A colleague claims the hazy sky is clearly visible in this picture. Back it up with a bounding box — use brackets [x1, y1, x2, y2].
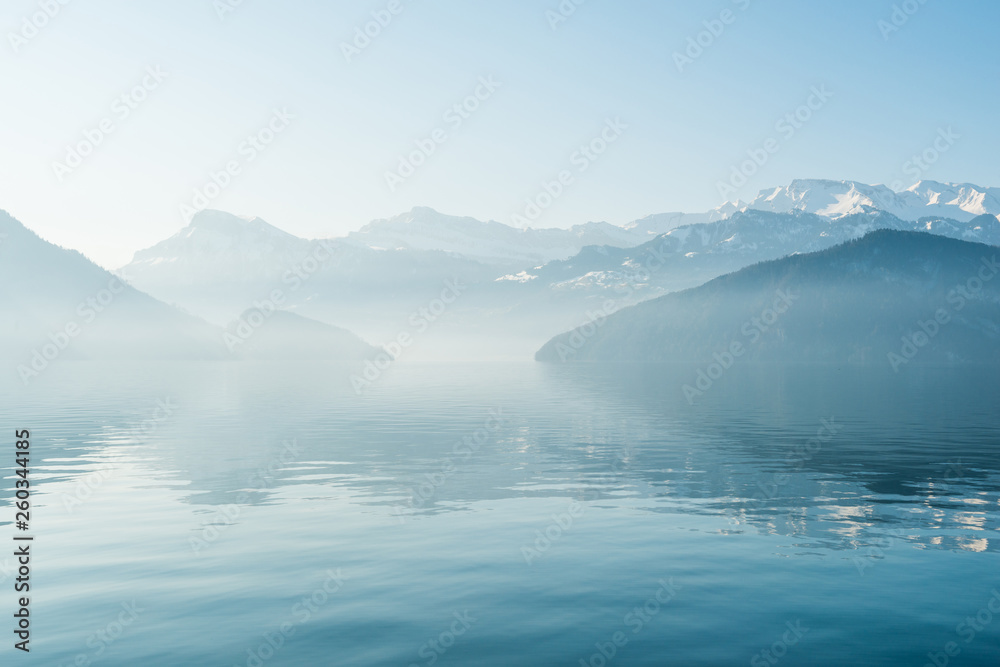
[2, 0, 998, 268]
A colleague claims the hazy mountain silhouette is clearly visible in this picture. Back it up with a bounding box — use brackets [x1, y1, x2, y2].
[537, 230, 1000, 367]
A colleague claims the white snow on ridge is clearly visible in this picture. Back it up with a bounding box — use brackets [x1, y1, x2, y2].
[733, 179, 1000, 223]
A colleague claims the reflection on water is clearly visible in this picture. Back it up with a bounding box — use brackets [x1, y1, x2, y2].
[1, 362, 998, 665]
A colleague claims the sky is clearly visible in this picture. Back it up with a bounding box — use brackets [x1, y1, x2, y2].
[2, 0, 999, 268]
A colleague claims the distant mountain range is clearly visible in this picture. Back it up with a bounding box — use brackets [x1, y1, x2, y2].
[5, 178, 1000, 367]
[114, 180, 1000, 358]
[0, 210, 381, 375]
[536, 230, 1000, 369]
[734, 179, 1000, 222]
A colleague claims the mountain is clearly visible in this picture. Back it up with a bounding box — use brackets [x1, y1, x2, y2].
[346, 206, 648, 267]
[515, 208, 1000, 302]
[126, 209, 313, 284]
[738, 179, 1000, 222]
[225, 310, 381, 361]
[0, 210, 227, 369]
[119, 210, 498, 336]
[536, 230, 1000, 367]
[347, 182, 1000, 267]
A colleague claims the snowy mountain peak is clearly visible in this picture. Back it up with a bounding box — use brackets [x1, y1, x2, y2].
[727, 179, 1000, 223]
[125, 210, 310, 272]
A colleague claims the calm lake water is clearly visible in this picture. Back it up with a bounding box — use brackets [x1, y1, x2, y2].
[1, 361, 999, 666]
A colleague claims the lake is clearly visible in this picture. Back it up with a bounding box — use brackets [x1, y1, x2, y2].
[2, 361, 998, 666]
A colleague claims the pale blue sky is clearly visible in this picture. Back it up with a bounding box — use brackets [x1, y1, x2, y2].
[2, 0, 998, 267]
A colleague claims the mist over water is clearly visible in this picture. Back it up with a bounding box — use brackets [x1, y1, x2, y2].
[2, 361, 998, 665]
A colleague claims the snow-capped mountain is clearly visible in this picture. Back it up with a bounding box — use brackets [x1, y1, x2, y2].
[345, 206, 653, 267]
[125, 210, 315, 285]
[518, 207, 1000, 307]
[537, 230, 1000, 365]
[736, 179, 1000, 222]
[340, 182, 999, 267]
[118, 209, 500, 336]
[113, 180, 1000, 359]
